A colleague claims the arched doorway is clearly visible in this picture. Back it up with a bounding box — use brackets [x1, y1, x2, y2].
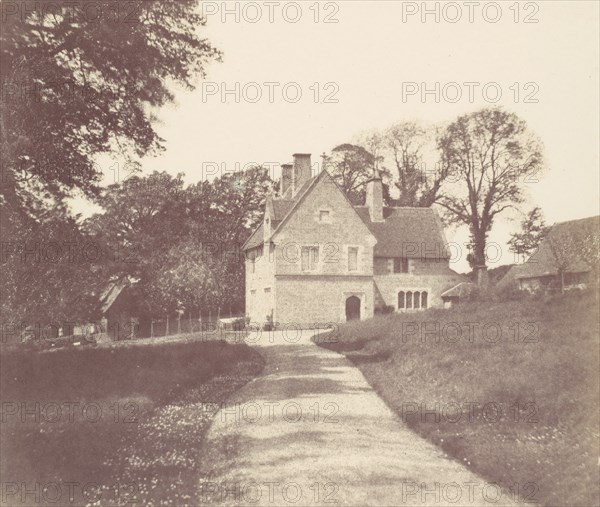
[345, 296, 361, 321]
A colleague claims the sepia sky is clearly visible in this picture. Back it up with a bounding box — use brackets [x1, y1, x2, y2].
[79, 1, 599, 272]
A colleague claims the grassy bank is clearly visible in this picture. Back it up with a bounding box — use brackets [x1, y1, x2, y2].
[1, 340, 265, 506]
[316, 291, 599, 507]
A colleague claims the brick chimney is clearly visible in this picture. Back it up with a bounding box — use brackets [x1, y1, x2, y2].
[281, 163, 293, 197]
[366, 169, 384, 222]
[293, 153, 312, 195]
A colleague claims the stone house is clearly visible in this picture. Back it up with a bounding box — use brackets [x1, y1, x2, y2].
[242, 153, 465, 327]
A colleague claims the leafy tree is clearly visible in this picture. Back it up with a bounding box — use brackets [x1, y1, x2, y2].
[1, 0, 220, 324]
[85, 171, 187, 279]
[324, 144, 391, 205]
[144, 240, 217, 317]
[0, 199, 101, 325]
[188, 166, 274, 312]
[1, 0, 220, 205]
[86, 167, 274, 319]
[508, 206, 550, 260]
[437, 108, 544, 282]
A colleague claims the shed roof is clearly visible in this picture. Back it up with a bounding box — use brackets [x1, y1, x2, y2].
[441, 282, 476, 299]
[515, 216, 599, 279]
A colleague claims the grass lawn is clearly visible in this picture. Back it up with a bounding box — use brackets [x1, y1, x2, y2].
[316, 290, 599, 507]
[1, 339, 264, 506]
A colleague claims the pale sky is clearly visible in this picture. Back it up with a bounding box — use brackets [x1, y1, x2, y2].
[75, 1, 600, 272]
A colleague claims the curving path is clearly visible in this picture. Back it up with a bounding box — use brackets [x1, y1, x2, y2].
[198, 330, 518, 506]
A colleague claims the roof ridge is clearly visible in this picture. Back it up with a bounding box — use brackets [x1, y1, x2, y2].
[551, 215, 599, 226]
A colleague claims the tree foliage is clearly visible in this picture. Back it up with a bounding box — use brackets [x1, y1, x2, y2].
[87, 167, 274, 317]
[508, 206, 550, 259]
[437, 108, 544, 271]
[0, 1, 220, 324]
[1, 0, 220, 204]
[324, 144, 391, 205]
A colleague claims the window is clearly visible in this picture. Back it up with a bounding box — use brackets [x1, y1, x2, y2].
[348, 247, 358, 272]
[406, 291, 413, 309]
[250, 257, 256, 273]
[319, 210, 330, 222]
[398, 290, 428, 311]
[264, 287, 271, 294]
[398, 291, 405, 309]
[301, 246, 319, 271]
[414, 291, 421, 309]
[250, 290, 256, 296]
[394, 257, 409, 273]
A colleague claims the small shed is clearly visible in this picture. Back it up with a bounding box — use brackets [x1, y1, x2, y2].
[441, 282, 477, 308]
[100, 280, 147, 340]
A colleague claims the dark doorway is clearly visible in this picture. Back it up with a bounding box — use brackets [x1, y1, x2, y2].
[345, 296, 361, 321]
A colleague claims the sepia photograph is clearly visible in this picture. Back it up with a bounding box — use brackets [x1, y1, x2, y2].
[1, 1, 599, 506]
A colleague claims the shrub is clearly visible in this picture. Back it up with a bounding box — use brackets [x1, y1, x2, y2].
[374, 305, 395, 315]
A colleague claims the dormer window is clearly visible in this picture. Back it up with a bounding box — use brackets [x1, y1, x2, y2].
[319, 210, 330, 222]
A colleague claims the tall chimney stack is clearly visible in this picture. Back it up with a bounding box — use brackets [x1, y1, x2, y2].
[281, 163, 293, 197]
[292, 153, 312, 195]
[366, 169, 384, 222]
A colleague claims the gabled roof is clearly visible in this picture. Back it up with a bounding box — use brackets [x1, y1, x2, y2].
[244, 171, 373, 250]
[515, 216, 599, 279]
[270, 170, 374, 244]
[243, 223, 264, 251]
[243, 170, 452, 259]
[354, 206, 450, 259]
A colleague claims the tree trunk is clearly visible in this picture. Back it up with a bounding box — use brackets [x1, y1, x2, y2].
[560, 271, 565, 295]
[472, 231, 489, 288]
[150, 320, 154, 338]
[166, 315, 170, 336]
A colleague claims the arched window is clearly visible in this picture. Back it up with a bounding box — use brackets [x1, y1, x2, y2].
[414, 291, 421, 309]
[406, 291, 413, 309]
[398, 291, 405, 309]
[421, 291, 428, 309]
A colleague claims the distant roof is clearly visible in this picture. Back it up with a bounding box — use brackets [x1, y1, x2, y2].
[495, 264, 522, 289]
[515, 216, 599, 279]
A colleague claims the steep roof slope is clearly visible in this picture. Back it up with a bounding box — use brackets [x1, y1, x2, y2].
[354, 206, 450, 259]
[100, 279, 129, 314]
